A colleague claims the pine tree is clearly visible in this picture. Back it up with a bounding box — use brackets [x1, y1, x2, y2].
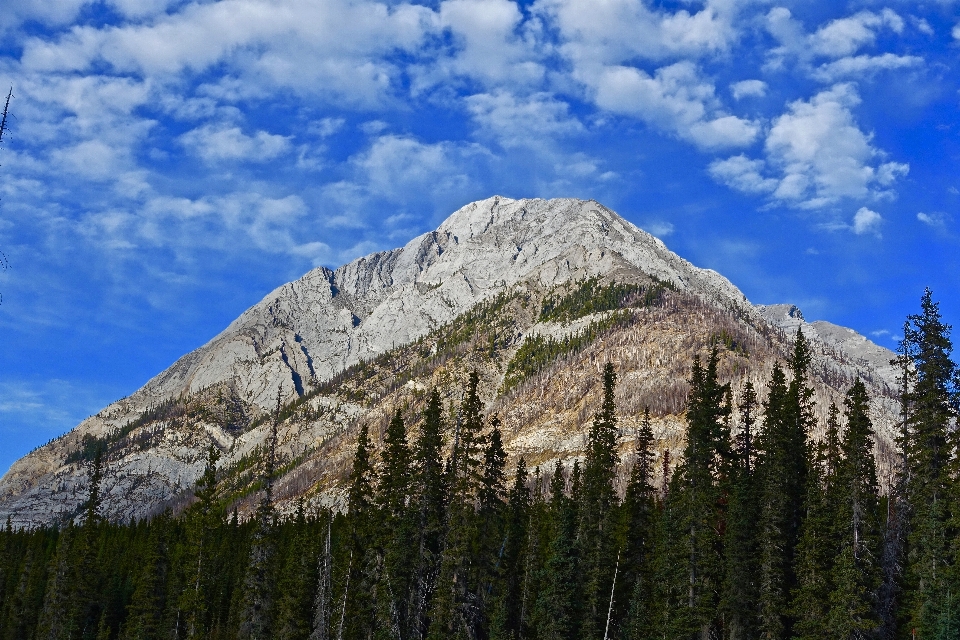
[532, 461, 581, 640]
[273, 506, 319, 640]
[723, 382, 761, 640]
[177, 445, 222, 639]
[341, 422, 377, 640]
[792, 403, 842, 639]
[577, 362, 622, 640]
[621, 408, 658, 640]
[121, 513, 172, 640]
[428, 371, 490, 640]
[374, 409, 415, 638]
[407, 390, 447, 640]
[238, 398, 281, 640]
[36, 447, 106, 640]
[900, 289, 958, 636]
[666, 349, 731, 638]
[756, 330, 812, 640]
[827, 379, 883, 639]
[489, 457, 530, 640]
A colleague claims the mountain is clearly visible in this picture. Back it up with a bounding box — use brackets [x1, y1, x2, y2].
[0, 197, 900, 526]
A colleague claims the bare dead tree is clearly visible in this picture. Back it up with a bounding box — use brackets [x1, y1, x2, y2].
[0, 87, 12, 303]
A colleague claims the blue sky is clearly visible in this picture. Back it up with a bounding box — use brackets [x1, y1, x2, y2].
[1, 0, 959, 473]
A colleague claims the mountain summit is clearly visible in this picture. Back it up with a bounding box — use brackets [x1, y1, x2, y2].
[0, 197, 898, 525]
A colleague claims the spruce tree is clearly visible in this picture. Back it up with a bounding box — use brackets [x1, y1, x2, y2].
[532, 461, 581, 640]
[407, 390, 447, 640]
[899, 289, 958, 636]
[621, 408, 658, 640]
[428, 371, 490, 640]
[666, 349, 731, 638]
[341, 422, 377, 640]
[577, 362, 622, 640]
[238, 402, 281, 640]
[756, 330, 812, 640]
[36, 447, 106, 640]
[828, 379, 883, 639]
[374, 409, 415, 637]
[723, 382, 761, 640]
[792, 403, 842, 640]
[177, 445, 222, 639]
[489, 457, 530, 640]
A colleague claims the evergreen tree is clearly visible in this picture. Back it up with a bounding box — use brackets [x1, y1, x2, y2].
[621, 408, 658, 640]
[827, 380, 883, 639]
[428, 371, 490, 640]
[792, 403, 842, 640]
[375, 409, 415, 637]
[176, 445, 223, 639]
[756, 330, 812, 640]
[36, 447, 106, 640]
[666, 349, 731, 638]
[310, 512, 334, 640]
[341, 422, 377, 640]
[238, 403, 281, 640]
[723, 381, 761, 640]
[121, 513, 171, 640]
[276, 506, 320, 640]
[901, 289, 958, 636]
[489, 457, 530, 640]
[407, 390, 447, 640]
[577, 363, 622, 640]
[532, 461, 581, 640]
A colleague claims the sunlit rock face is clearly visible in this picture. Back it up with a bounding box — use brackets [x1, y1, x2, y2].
[0, 197, 898, 526]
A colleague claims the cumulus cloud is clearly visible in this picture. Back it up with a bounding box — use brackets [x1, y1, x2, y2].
[852, 207, 882, 235]
[21, 0, 439, 106]
[766, 8, 919, 82]
[592, 62, 759, 149]
[539, 0, 739, 65]
[954, 23, 960, 41]
[179, 124, 292, 163]
[423, 0, 544, 89]
[710, 84, 909, 208]
[730, 79, 767, 100]
[465, 91, 584, 147]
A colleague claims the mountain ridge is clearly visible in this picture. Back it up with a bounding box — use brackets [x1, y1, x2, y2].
[0, 196, 899, 526]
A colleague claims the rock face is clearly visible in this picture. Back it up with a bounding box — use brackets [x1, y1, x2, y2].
[0, 197, 900, 526]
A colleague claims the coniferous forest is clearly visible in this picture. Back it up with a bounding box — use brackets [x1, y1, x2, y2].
[1, 289, 958, 640]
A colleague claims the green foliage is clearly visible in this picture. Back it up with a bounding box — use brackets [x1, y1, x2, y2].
[538, 277, 669, 324]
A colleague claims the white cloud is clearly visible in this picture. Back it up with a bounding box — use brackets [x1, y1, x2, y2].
[812, 53, 922, 82]
[730, 79, 767, 100]
[809, 10, 903, 58]
[21, 0, 440, 106]
[917, 212, 948, 230]
[644, 221, 674, 237]
[953, 22, 960, 41]
[428, 0, 544, 89]
[708, 155, 778, 193]
[539, 0, 739, 65]
[465, 91, 584, 147]
[308, 117, 345, 138]
[852, 207, 882, 235]
[766, 8, 916, 81]
[711, 84, 909, 208]
[179, 124, 292, 163]
[592, 62, 759, 149]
